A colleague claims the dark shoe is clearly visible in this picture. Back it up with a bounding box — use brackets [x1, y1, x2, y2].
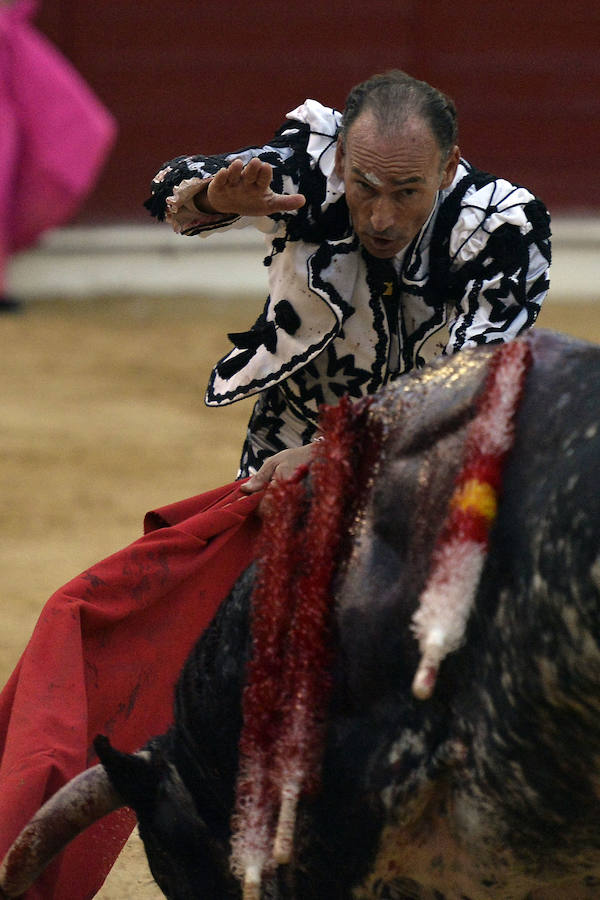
[0, 296, 24, 314]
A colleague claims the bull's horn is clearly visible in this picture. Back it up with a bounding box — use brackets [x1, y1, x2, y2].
[0, 760, 129, 898]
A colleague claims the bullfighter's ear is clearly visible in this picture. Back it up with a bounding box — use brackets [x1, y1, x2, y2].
[93, 734, 160, 811]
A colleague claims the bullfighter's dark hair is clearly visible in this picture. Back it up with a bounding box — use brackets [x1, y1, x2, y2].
[341, 69, 459, 159]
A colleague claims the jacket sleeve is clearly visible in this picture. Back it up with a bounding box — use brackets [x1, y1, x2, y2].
[444, 178, 552, 351]
[143, 130, 309, 238]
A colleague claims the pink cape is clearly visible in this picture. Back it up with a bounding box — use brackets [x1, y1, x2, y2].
[0, 481, 263, 899]
[0, 0, 117, 287]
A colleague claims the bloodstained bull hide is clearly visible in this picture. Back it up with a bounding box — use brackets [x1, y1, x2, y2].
[1, 328, 600, 900]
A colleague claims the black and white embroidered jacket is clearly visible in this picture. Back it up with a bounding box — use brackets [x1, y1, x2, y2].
[146, 100, 551, 476]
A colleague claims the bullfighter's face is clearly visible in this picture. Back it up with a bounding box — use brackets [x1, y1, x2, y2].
[335, 109, 459, 259]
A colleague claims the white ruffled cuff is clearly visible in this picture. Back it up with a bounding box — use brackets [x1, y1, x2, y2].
[165, 176, 230, 235]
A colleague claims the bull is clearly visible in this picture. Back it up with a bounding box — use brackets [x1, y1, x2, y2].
[1, 327, 599, 900]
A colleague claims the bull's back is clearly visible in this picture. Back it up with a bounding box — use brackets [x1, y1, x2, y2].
[326, 330, 600, 899]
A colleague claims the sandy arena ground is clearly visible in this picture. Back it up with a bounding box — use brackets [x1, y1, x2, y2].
[1, 294, 599, 897]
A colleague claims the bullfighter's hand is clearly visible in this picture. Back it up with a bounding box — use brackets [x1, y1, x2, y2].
[196, 158, 305, 217]
[240, 444, 314, 513]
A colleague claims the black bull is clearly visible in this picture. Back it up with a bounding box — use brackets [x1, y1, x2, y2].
[1, 328, 600, 900]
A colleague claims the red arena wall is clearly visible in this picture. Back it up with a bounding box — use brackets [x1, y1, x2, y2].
[35, 0, 600, 222]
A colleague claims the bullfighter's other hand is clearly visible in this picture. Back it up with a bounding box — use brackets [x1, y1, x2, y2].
[196, 158, 306, 217]
[240, 444, 314, 496]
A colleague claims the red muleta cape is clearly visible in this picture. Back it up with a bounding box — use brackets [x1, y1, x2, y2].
[0, 481, 263, 899]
